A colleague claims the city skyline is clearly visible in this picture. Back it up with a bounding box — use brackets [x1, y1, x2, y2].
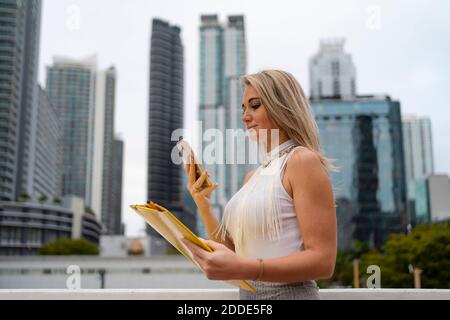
[38, 0, 450, 236]
[0, 0, 106, 255]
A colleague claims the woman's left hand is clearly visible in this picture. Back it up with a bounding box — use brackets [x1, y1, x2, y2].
[181, 238, 247, 280]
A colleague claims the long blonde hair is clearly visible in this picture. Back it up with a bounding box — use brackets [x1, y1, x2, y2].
[241, 69, 334, 171]
[217, 70, 334, 251]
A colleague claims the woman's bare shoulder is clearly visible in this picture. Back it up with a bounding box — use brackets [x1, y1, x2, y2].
[286, 147, 326, 183]
[290, 147, 321, 165]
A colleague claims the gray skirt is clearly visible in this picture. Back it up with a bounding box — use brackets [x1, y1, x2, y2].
[239, 280, 320, 300]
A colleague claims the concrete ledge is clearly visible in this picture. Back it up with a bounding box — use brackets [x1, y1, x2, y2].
[319, 289, 450, 300]
[0, 289, 449, 300]
[0, 289, 238, 300]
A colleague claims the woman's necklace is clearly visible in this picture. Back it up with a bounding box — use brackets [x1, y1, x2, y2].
[262, 140, 298, 168]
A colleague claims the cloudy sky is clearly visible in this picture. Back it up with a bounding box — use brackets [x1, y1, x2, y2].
[39, 0, 450, 236]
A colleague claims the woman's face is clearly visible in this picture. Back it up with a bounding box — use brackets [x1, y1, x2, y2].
[241, 85, 280, 143]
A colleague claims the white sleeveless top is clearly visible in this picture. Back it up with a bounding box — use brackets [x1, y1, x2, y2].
[222, 145, 304, 260]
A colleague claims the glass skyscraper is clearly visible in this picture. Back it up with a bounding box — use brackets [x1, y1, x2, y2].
[99, 67, 117, 234]
[46, 56, 96, 204]
[311, 96, 407, 250]
[110, 138, 124, 235]
[147, 19, 195, 253]
[32, 86, 62, 198]
[414, 179, 430, 224]
[199, 14, 247, 236]
[309, 38, 407, 250]
[402, 114, 434, 225]
[0, 0, 42, 201]
[46, 56, 120, 229]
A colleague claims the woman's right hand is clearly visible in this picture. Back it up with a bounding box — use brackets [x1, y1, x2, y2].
[185, 162, 219, 211]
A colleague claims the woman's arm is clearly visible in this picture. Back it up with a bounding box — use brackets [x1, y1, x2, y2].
[189, 172, 234, 250]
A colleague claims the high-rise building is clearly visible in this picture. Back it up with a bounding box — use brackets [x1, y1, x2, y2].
[30, 86, 62, 198]
[110, 138, 124, 235]
[0, 2, 104, 255]
[309, 38, 356, 100]
[415, 174, 450, 224]
[99, 66, 117, 234]
[310, 39, 406, 250]
[147, 19, 194, 253]
[402, 114, 434, 225]
[311, 95, 407, 250]
[46, 56, 96, 206]
[414, 178, 430, 224]
[427, 175, 450, 223]
[46, 56, 118, 227]
[199, 14, 247, 236]
[0, 0, 42, 201]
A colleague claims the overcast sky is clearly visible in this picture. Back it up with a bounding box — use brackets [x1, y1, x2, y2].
[39, 0, 450, 236]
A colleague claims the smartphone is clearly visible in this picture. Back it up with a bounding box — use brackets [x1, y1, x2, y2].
[176, 138, 213, 190]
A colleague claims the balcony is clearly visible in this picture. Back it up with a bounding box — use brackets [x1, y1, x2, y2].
[0, 288, 449, 300]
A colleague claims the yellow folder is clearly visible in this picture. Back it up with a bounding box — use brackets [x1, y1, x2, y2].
[130, 201, 256, 293]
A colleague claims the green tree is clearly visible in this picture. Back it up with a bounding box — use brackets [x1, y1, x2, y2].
[349, 239, 371, 260]
[39, 238, 99, 255]
[38, 195, 48, 203]
[330, 222, 450, 288]
[358, 222, 450, 288]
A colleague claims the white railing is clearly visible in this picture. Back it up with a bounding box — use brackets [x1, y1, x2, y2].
[0, 289, 449, 300]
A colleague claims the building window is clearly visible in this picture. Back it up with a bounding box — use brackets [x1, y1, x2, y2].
[331, 61, 340, 76]
[333, 80, 340, 97]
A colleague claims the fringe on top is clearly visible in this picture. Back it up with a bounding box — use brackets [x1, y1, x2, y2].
[218, 141, 299, 256]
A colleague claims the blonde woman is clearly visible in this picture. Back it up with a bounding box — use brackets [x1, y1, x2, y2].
[182, 70, 337, 300]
